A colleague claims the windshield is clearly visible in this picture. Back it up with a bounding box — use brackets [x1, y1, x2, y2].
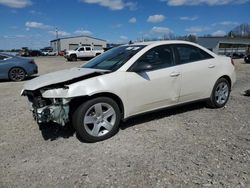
[81, 45, 145, 71]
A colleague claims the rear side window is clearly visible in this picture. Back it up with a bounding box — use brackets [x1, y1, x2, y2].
[85, 47, 91, 51]
[175, 44, 213, 64]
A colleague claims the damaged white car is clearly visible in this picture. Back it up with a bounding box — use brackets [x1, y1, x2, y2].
[21, 41, 236, 142]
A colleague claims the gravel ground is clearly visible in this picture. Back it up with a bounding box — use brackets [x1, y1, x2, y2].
[0, 56, 249, 188]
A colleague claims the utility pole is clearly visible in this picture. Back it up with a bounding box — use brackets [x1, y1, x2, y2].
[56, 27, 59, 54]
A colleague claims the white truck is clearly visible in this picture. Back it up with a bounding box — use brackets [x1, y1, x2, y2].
[64, 46, 104, 61]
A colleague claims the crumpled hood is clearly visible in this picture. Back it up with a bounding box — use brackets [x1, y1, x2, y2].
[22, 67, 109, 91]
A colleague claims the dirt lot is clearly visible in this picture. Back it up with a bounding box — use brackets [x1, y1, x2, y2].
[0, 56, 249, 188]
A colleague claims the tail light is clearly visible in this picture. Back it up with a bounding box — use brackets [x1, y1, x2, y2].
[230, 58, 235, 66]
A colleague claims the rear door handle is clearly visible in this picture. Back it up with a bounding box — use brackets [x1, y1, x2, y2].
[170, 72, 180, 77]
[208, 64, 215, 68]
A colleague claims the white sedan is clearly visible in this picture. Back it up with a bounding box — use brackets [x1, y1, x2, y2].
[21, 41, 236, 142]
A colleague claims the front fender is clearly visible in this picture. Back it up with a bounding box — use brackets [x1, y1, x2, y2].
[41, 71, 129, 117]
[41, 72, 126, 99]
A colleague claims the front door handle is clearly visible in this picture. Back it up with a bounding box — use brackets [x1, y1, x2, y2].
[208, 64, 215, 68]
[170, 72, 180, 77]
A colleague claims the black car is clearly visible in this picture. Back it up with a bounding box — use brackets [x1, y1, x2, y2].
[244, 55, 250, 63]
[29, 50, 42, 57]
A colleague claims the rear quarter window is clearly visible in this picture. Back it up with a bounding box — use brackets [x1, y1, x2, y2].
[175, 44, 213, 64]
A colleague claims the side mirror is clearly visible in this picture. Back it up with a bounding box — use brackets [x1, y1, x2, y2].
[132, 62, 153, 72]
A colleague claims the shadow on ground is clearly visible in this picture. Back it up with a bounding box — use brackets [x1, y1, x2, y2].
[39, 122, 75, 141]
[120, 101, 206, 130]
[38, 101, 206, 142]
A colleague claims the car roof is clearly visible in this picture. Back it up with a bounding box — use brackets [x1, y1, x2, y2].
[130, 40, 198, 46]
[122, 40, 216, 57]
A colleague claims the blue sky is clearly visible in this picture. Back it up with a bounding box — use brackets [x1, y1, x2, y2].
[0, 0, 250, 49]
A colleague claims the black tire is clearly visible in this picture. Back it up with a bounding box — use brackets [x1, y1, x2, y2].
[8, 67, 26, 81]
[207, 78, 230, 108]
[72, 97, 121, 142]
[70, 54, 77, 61]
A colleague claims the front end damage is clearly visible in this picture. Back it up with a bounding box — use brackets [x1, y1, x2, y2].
[21, 68, 111, 126]
[22, 90, 70, 126]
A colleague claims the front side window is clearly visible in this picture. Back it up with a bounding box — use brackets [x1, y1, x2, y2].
[133, 45, 174, 71]
[81, 45, 145, 71]
[175, 44, 213, 64]
[79, 48, 85, 51]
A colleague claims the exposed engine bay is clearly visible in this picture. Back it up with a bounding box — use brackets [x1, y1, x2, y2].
[23, 90, 70, 125]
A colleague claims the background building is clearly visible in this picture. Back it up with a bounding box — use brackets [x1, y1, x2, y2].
[50, 35, 107, 52]
[197, 37, 250, 55]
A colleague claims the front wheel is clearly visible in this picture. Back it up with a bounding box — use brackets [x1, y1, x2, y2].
[207, 78, 230, 108]
[72, 97, 121, 142]
[70, 54, 77, 61]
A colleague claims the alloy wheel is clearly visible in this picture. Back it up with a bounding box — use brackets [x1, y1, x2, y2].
[83, 103, 116, 137]
[215, 82, 229, 105]
[9, 68, 26, 81]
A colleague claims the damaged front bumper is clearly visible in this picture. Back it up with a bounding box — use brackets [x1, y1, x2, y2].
[31, 98, 70, 125]
[22, 88, 71, 126]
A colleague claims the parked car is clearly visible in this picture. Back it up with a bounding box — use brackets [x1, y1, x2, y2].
[47, 51, 57, 56]
[21, 41, 236, 142]
[244, 55, 250, 63]
[19, 47, 30, 57]
[41, 47, 53, 55]
[58, 50, 66, 56]
[64, 46, 104, 61]
[41, 50, 57, 56]
[231, 53, 244, 59]
[29, 50, 42, 57]
[0, 53, 38, 81]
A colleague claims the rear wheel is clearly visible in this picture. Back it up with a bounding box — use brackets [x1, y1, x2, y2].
[9, 67, 26, 81]
[72, 97, 121, 142]
[207, 78, 230, 108]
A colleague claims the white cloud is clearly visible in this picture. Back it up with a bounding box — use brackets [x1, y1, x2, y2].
[212, 30, 226, 36]
[180, 16, 198, 21]
[81, 0, 137, 10]
[120, 35, 128, 40]
[151, 26, 171, 34]
[129, 17, 136, 23]
[220, 21, 238, 26]
[125, 2, 137, 10]
[162, 0, 250, 6]
[74, 29, 93, 36]
[147, 14, 165, 23]
[3, 35, 26, 39]
[25, 21, 52, 29]
[0, 0, 32, 8]
[211, 21, 239, 27]
[185, 26, 209, 33]
[49, 30, 70, 37]
[29, 10, 43, 15]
